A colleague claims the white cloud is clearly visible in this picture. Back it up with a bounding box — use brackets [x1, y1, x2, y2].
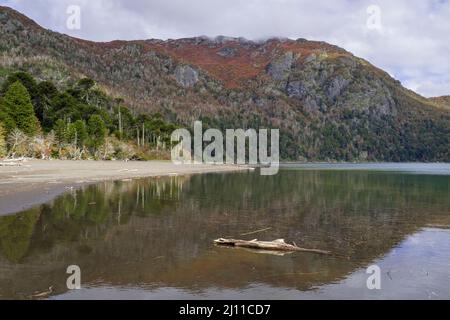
[1, 0, 449, 97]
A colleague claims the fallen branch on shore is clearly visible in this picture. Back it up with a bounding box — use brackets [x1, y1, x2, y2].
[214, 238, 331, 255]
[0, 157, 27, 166]
[0, 162, 23, 167]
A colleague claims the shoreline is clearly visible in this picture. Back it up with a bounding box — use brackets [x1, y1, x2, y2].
[0, 160, 251, 216]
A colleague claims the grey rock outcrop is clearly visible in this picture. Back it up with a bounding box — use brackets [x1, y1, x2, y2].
[267, 51, 294, 81]
[217, 47, 237, 58]
[175, 65, 199, 87]
[327, 76, 351, 101]
[286, 80, 308, 99]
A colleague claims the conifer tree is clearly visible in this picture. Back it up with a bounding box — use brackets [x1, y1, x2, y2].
[88, 115, 106, 150]
[72, 120, 88, 148]
[54, 119, 67, 145]
[1, 72, 37, 98]
[0, 97, 15, 134]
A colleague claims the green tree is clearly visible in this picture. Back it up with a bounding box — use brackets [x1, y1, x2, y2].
[35, 81, 58, 126]
[1, 72, 37, 99]
[72, 120, 88, 148]
[66, 120, 88, 147]
[0, 97, 16, 134]
[48, 92, 81, 125]
[2, 81, 41, 136]
[88, 115, 106, 150]
[66, 122, 77, 144]
[113, 105, 135, 140]
[0, 122, 6, 158]
[54, 119, 67, 145]
[73, 78, 97, 105]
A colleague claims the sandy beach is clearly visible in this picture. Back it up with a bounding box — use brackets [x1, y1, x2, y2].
[0, 160, 249, 216]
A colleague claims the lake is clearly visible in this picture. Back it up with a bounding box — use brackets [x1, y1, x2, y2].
[0, 163, 449, 300]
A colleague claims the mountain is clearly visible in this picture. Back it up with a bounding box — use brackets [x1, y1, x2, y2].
[429, 96, 450, 110]
[1, 6, 449, 161]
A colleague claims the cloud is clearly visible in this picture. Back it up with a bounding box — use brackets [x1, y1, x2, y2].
[1, 0, 450, 97]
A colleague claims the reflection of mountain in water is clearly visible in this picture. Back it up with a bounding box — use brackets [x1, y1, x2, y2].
[0, 170, 449, 299]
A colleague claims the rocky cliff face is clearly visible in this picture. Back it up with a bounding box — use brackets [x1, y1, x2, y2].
[0, 6, 449, 161]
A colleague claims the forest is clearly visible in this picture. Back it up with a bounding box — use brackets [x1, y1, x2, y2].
[0, 71, 178, 160]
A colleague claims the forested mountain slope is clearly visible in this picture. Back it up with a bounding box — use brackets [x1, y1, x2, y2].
[1, 6, 449, 161]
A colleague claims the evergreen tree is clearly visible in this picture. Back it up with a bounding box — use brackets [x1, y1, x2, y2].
[47, 92, 81, 126]
[88, 115, 106, 150]
[1, 72, 37, 98]
[66, 122, 77, 145]
[114, 105, 135, 140]
[35, 81, 58, 125]
[0, 122, 6, 158]
[2, 81, 41, 136]
[72, 120, 88, 148]
[0, 97, 16, 134]
[66, 120, 88, 147]
[54, 119, 67, 145]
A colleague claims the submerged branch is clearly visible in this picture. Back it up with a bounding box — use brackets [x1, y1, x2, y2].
[240, 227, 272, 236]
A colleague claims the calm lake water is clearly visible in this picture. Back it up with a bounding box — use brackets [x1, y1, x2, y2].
[0, 163, 449, 300]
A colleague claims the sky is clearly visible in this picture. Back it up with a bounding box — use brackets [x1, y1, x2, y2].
[1, 0, 450, 97]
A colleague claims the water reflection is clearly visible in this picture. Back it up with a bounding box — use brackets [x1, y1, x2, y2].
[0, 168, 449, 299]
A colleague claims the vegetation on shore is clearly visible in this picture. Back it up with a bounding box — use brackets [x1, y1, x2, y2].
[0, 71, 178, 160]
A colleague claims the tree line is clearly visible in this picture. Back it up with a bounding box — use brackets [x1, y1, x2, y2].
[0, 71, 178, 160]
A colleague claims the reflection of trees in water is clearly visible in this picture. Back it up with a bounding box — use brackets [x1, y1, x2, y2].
[0, 171, 448, 299]
[0, 208, 41, 263]
[184, 171, 449, 258]
[0, 176, 186, 263]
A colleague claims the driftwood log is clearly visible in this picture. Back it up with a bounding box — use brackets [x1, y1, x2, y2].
[0, 162, 23, 167]
[214, 238, 331, 255]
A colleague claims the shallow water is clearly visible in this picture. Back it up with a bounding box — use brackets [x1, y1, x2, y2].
[0, 164, 449, 299]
